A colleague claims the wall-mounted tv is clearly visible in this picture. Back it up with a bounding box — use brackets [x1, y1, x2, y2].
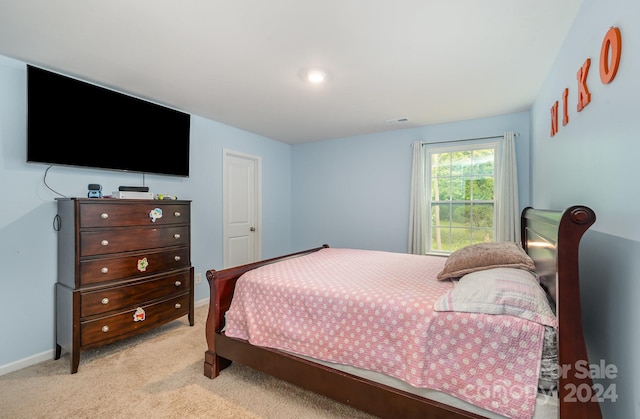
[27, 65, 191, 177]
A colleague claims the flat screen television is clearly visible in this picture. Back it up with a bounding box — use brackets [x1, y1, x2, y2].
[27, 65, 191, 177]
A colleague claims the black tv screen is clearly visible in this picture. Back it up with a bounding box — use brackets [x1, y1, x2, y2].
[27, 65, 191, 177]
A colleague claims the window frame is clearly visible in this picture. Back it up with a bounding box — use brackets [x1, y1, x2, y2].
[425, 140, 501, 255]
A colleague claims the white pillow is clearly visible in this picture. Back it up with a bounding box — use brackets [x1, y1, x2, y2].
[434, 267, 556, 327]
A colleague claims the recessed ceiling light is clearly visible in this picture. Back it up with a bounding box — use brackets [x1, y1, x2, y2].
[300, 68, 330, 84]
[306, 70, 326, 83]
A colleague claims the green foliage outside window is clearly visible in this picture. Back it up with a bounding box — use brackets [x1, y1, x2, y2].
[429, 147, 496, 253]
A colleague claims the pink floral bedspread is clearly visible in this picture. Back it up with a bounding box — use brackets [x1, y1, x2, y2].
[225, 248, 546, 419]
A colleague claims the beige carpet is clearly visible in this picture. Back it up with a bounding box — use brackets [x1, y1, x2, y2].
[0, 304, 376, 419]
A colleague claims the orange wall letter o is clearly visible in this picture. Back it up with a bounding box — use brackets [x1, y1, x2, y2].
[600, 27, 621, 84]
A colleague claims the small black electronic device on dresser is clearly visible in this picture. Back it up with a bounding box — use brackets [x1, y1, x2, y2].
[54, 198, 194, 373]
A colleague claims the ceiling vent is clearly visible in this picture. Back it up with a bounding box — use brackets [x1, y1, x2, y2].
[386, 117, 409, 124]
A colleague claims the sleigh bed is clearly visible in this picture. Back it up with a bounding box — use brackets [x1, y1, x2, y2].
[204, 206, 601, 419]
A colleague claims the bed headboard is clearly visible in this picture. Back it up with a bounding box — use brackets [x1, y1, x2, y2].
[521, 205, 595, 308]
[521, 205, 601, 419]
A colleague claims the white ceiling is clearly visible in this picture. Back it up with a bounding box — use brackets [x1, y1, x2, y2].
[0, 0, 583, 144]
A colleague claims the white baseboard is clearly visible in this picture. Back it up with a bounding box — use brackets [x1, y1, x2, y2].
[0, 297, 210, 377]
[0, 350, 54, 376]
[195, 297, 209, 308]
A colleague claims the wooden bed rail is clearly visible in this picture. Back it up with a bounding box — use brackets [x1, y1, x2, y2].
[204, 245, 329, 378]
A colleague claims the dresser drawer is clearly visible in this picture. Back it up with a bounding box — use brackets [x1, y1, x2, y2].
[80, 226, 189, 256]
[79, 202, 190, 228]
[80, 246, 190, 286]
[81, 269, 191, 317]
[81, 293, 190, 346]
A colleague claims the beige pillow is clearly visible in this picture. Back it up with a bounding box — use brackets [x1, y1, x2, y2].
[436, 241, 535, 281]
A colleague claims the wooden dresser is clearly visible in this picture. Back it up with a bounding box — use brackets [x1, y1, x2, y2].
[55, 198, 194, 373]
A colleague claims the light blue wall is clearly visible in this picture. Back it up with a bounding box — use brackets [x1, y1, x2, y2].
[291, 112, 531, 252]
[0, 55, 291, 370]
[530, 0, 639, 417]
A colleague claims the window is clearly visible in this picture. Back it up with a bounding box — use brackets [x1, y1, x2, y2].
[427, 142, 498, 254]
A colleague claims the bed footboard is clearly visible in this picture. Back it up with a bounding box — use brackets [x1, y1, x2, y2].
[204, 245, 329, 378]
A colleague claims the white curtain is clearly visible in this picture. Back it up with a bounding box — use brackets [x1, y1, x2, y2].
[495, 131, 520, 243]
[408, 141, 426, 254]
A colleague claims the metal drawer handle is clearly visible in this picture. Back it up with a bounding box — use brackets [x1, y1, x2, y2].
[175, 303, 182, 309]
[173, 233, 181, 239]
[101, 325, 109, 333]
[101, 240, 109, 246]
[174, 211, 181, 217]
[101, 213, 109, 219]
[101, 298, 109, 305]
[175, 281, 182, 287]
[174, 255, 181, 261]
[101, 267, 109, 274]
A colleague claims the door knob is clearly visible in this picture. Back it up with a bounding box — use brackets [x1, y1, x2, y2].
[250, 227, 256, 231]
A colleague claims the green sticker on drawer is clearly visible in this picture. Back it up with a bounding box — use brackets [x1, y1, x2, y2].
[137, 257, 149, 272]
